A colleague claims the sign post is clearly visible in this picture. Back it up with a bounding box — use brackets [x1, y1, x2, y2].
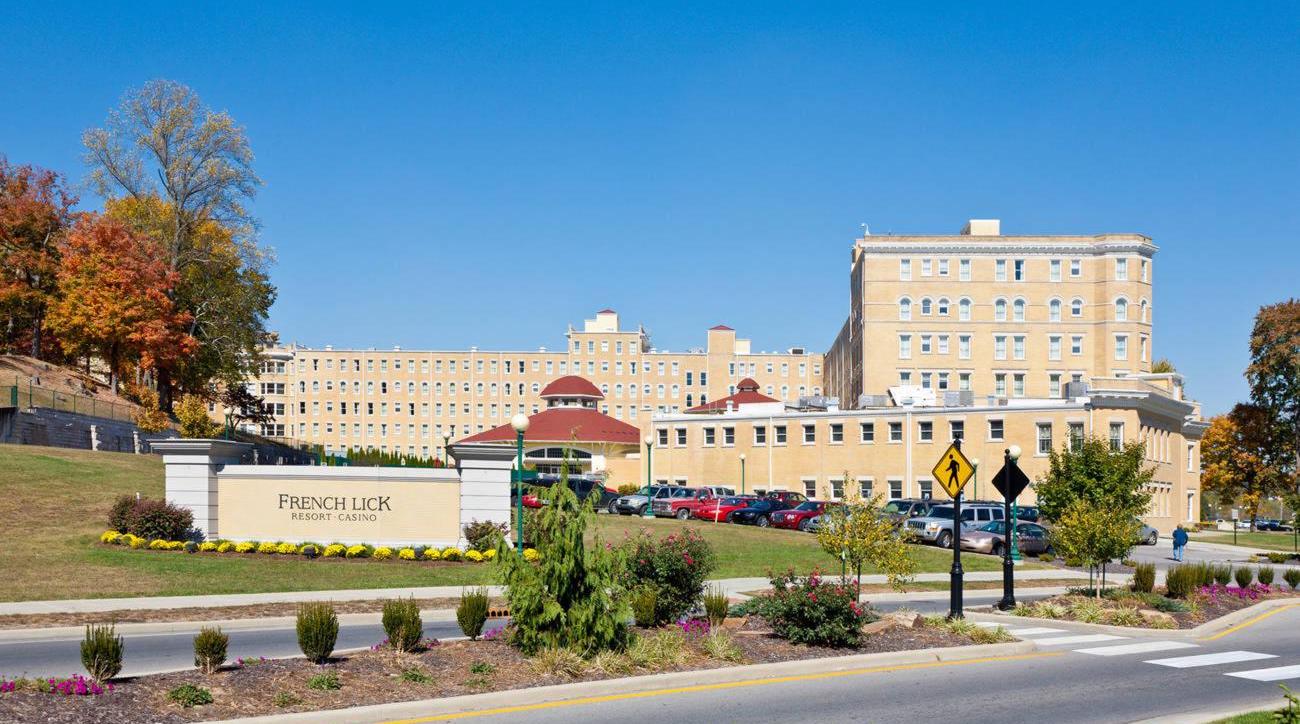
[991, 447, 1030, 611]
[931, 439, 975, 619]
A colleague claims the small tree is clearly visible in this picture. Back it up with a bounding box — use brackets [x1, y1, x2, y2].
[1035, 435, 1154, 524]
[495, 460, 627, 655]
[176, 393, 221, 438]
[1202, 404, 1291, 531]
[129, 385, 170, 433]
[815, 489, 916, 592]
[1050, 500, 1138, 597]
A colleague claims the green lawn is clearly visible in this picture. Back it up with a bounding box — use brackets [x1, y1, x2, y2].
[1211, 712, 1281, 724]
[1192, 530, 1300, 553]
[0, 443, 1037, 602]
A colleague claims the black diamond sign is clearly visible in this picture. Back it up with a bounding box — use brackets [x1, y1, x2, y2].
[991, 463, 1030, 502]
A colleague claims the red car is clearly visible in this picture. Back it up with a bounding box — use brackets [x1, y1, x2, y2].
[693, 496, 756, 523]
[764, 490, 809, 507]
[770, 501, 833, 531]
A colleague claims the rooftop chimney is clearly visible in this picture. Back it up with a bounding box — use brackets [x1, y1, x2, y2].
[960, 219, 1001, 236]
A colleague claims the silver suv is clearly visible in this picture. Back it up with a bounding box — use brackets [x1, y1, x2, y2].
[905, 503, 1006, 548]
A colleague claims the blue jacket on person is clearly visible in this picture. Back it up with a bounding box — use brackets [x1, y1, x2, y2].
[1172, 527, 1189, 546]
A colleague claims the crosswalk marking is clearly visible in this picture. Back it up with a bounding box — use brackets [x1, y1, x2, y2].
[1074, 641, 1199, 657]
[1146, 651, 1277, 668]
[1225, 664, 1300, 682]
[1004, 627, 1067, 636]
[1032, 634, 1128, 646]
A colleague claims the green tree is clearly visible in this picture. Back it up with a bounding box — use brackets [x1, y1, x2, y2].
[1034, 435, 1154, 524]
[1151, 358, 1177, 374]
[494, 464, 627, 656]
[1246, 299, 1300, 482]
[815, 488, 917, 591]
[1050, 500, 1139, 597]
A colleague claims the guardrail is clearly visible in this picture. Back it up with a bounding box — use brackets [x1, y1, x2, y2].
[2, 379, 137, 423]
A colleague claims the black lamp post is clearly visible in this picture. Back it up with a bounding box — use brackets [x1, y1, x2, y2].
[997, 444, 1023, 611]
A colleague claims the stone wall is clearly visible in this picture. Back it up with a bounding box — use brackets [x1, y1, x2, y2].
[0, 406, 176, 453]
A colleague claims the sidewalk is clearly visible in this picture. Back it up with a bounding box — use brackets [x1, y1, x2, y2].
[0, 569, 1093, 616]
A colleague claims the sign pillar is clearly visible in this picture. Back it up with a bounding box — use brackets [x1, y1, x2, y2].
[932, 439, 975, 620]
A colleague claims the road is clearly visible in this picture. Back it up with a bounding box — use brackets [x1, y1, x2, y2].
[441, 605, 1300, 724]
[1128, 539, 1300, 572]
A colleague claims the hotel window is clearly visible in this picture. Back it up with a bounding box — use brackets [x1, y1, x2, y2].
[898, 298, 912, 320]
[774, 425, 787, 445]
[888, 421, 903, 442]
[1187, 443, 1195, 472]
[723, 427, 735, 446]
[959, 335, 971, 359]
[830, 478, 845, 500]
[1069, 422, 1085, 450]
[1049, 373, 1062, 397]
[899, 372, 911, 385]
[1049, 299, 1062, 322]
[1037, 423, 1053, 455]
[1140, 299, 1148, 322]
[803, 424, 816, 444]
[888, 480, 903, 500]
[920, 297, 932, 315]
[959, 372, 971, 391]
[1013, 336, 1025, 360]
[1069, 298, 1083, 317]
[860, 422, 874, 443]
[657, 428, 669, 447]
[1116, 258, 1128, 280]
[685, 371, 692, 385]
[938, 335, 949, 354]
[703, 427, 715, 446]
[671, 384, 679, 398]
[938, 372, 950, 390]
[675, 428, 686, 446]
[587, 340, 595, 353]
[1049, 335, 1062, 360]
[995, 259, 1007, 281]
[1115, 335, 1129, 360]
[918, 421, 933, 442]
[920, 335, 932, 354]
[1070, 258, 1082, 277]
[1013, 373, 1025, 397]
[754, 425, 767, 445]
[937, 298, 949, 316]
[938, 259, 949, 276]
[959, 258, 971, 281]
[858, 478, 874, 498]
[921, 258, 932, 276]
[900, 259, 911, 280]
[1049, 259, 1062, 282]
[958, 298, 972, 321]
[994, 298, 1007, 321]
[899, 335, 912, 359]
[1141, 335, 1149, 362]
[1013, 259, 1025, 281]
[1142, 259, 1149, 282]
[1109, 422, 1123, 450]
[919, 480, 933, 500]
[1071, 335, 1083, 356]
[994, 373, 1007, 397]
[989, 419, 1005, 441]
[1013, 298, 1026, 322]
[830, 423, 843, 443]
[920, 372, 932, 389]
[1115, 297, 1128, 322]
[994, 335, 1007, 360]
[950, 420, 964, 441]
[803, 479, 818, 498]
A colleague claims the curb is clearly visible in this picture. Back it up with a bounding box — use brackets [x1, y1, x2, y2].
[1134, 700, 1283, 724]
[966, 597, 1300, 639]
[199, 640, 1039, 724]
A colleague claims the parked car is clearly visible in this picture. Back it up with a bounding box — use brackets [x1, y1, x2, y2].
[613, 485, 668, 516]
[1135, 519, 1159, 545]
[652, 487, 719, 519]
[959, 520, 1052, 557]
[1015, 506, 1040, 523]
[771, 501, 834, 531]
[514, 476, 618, 511]
[881, 498, 933, 525]
[693, 496, 756, 523]
[763, 490, 809, 507]
[730, 498, 794, 527]
[904, 503, 1006, 548]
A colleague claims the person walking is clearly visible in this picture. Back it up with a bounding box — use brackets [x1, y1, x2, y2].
[1172, 524, 1189, 562]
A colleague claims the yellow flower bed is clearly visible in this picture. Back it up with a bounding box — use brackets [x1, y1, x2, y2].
[257, 541, 279, 554]
[464, 550, 484, 562]
[234, 541, 257, 554]
[199, 541, 218, 552]
[100, 531, 121, 544]
[345, 544, 369, 558]
[398, 548, 416, 561]
[323, 544, 346, 558]
[168, 541, 186, 551]
[101, 530, 508, 565]
[216, 541, 234, 553]
[276, 542, 297, 555]
[523, 548, 540, 562]
[483, 548, 498, 561]
[422, 548, 442, 560]
[149, 539, 169, 550]
[441, 547, 462, 561]
[373, 547, 394, 560]
[128, 535, 145, 549]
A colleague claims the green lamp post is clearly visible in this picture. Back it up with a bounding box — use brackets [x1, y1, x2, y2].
[971, 457, 980, 501]
[442, 430, 453, 467]
[642, 436, 655, 518]
[510, 413, 529, 555]
[739, 453, 746, 495]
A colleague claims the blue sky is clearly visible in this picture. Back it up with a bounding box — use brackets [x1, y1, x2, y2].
[3, 2, 1297, 416]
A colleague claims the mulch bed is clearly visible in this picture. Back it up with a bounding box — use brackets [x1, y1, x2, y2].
[0, 598, 507, 631]
[986, 587, 1300, 630]
[0, 618, 973, 723]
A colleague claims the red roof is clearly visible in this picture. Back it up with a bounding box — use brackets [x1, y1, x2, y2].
[685, 382, 778, 413]
[709, 324, 734, 331]
[456, 407, 641, 445]
[539, 375, 603, 399]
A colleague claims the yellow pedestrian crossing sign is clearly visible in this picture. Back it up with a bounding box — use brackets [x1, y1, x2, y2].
[932, 442, 975, 499]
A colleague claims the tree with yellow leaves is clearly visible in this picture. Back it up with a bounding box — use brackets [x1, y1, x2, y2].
[815, 482, 917, 592]
[1202, 403, 1290, 531]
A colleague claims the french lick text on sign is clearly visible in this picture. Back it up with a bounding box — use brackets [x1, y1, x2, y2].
[278, 494, 393, 522]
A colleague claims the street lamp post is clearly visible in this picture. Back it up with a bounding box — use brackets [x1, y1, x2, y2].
[442, 431, 453, 467]
[971, 458, 980, 502]
[510, 414, 529, 556]
[643, 436, 655, 518]
[739, 453, 746, 495]
[949, 438, 965, 620]
[998, 445, 1023, 611]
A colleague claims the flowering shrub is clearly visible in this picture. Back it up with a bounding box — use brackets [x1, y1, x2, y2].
[48, 675, 112, 696]
[398, 548, 416, 561]
[679, 618, 711, 638]
[274, 542, 295, 555]
[620, 529, 716, 626]
[169, 541, 186, 551]
[345, 544, 370, 558]
[1197, 583, 1273, 603]
[523, 547, 540, 562]
[100, 530, 121, 544]
[234, 541, 257, 554]
[216, 541, 234, 553]
[107, 495, 193, 541]
[422, 548, 442, 560]
[199, 541, 218, 552]
[465, 550, 484, 562]
[373, 547, 394, 560]
[323, 544, 346, 558]
[752, 570, 873, 647]
[128, 535, 145, 549]
[441, 547, 462, 561]
[483, 548, 498, 561]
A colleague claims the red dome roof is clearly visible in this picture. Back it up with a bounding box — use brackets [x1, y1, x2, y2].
[539, 375, 603, 399]
[737, 377, 760, 391]
[456, 407, 640, 445]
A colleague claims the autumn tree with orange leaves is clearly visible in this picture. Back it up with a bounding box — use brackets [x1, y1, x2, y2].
[45, 215, 197, 393]
[0, 157, 77, 358]
[1201, 403, 1290, 531]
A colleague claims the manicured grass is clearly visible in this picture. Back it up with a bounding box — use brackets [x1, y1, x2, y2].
[1193, 530, 1300, 553]
[0, 443, 1039, 601]
[1211, 712, 1280, 724]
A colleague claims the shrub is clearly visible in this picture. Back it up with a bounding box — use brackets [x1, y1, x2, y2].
[80, 624, 123, 682]
[753, 570, 871, 647]
[701, 629, 745, 662]
[176, 394, 222, 438]
[235, 541, 257, 553]
[1258, 566, 1276, 586]
[297, 602, 339, 664]
[275, 542, 297, 555]
[398, 548, 416, 561]
[1063, 556, 1084, 567]
[400, 668, 432, 684]
[273, 691, 303, 707]
[323, 543, 346, 558]
[128, 535, 146, 549]
[626, 629, 688, 669]
[257, 541, 278, 554]
[703, 585, 729, 627]
[620, 528, 716, 626]
[463, 520, 508, 552]
[99, 530, 121, 544]
[1214, 564, 1233, 586]
[590, 650, 634, 675]
[1285, 568, 1300, 590]
[373, 547, 394, 560]
[441, 547, 462, 561]
[167, 683, 213, 707]
[531, 647, 587, 677]
[199, 541, 217, 552]
[345, 544, 370, 558]
[422, 548, 441, 561]
[1165, 564, 1195, 598]
[1038, 552, 1056, 563]
[1267, 552, 1290, 564]
[382, 598, 424, 652]
[299, 544, 320, 558]
[465, 550, 484, 562]
[1107, 607, 1143, 627]
[630, 587, 658, 627]
[114, 497, 193, 541]
[457, 587, 490, 640]
[306, 671, 341, 690]
[193, 626, 228, 674]
[1235, 566, 1255, 589]
[1131, 562, 1156, 593]
[108, 495, 135, 533]
[469, 660, 496, 675]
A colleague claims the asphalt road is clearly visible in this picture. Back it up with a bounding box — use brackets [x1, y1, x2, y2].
[450, 606, 1300, 724]
[1128, 540, 1300, 571]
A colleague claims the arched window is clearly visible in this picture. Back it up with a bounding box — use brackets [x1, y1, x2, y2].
[1013, 298, 1026, 322]
[920, 297, 933, 315]
[1071, 298, 1084, 317]
[1049, 298, 1062, 322]
[937, 297, 950, 316]
[1115, 297, 1129, 322]
[899, 297, 912, 321]
[1140, 299, 1148, 322]
[959, 298, 972, 322]
[994, 298, 1008, 322]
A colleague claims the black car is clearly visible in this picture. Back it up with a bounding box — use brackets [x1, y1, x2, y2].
[512, 476, 617, 510]
[1015, 506, 1040, 523]
[729, 499, 793, 528]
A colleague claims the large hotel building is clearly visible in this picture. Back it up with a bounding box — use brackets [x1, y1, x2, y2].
[232, 219, 1206, 532]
